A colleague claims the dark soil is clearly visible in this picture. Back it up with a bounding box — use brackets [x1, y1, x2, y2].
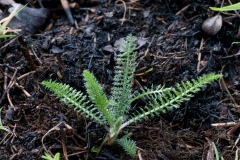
[0, 0, 240, 159]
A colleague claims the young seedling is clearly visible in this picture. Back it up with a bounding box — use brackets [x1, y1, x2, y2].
[210, 2, 240, 12]
[202, 2, 240, 35]
[207, 2, 240, 40]
[42, 35, 222, 157]
[42, 152, 60, 160]
[212, 142, 238, 160]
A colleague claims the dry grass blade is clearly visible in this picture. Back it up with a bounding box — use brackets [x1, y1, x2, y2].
[0, 3, 26, 35]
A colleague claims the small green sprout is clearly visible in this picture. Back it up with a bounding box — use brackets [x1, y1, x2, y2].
[41, 152, 60, 160]
[210, 2, 240, 12]
[212, 142, 238, 160]
[212, 142, 224, 160]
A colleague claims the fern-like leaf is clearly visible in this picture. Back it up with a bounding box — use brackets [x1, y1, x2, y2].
[42, 80, 106, 124]
[110, 35, 137, 120]
[83, 70, 113, 125]
[130, 85, 166, 103]
[116, 137, 136, 157]
[121, 73, 222, 128]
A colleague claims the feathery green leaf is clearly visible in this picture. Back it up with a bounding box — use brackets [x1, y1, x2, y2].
[121, 73, 223, 128]
[110, 35, 138, 120]
[83, 70, 113, 125]
[116, 137, 136, 157]
[42, 80, 106, 124]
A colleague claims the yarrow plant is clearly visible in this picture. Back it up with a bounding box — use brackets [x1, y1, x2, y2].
[42, 35, 222, 157]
